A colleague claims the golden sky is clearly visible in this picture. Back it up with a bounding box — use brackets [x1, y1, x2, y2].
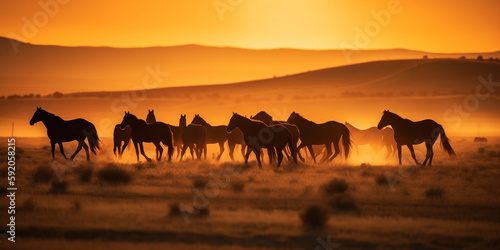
[1, 0, 499, 52]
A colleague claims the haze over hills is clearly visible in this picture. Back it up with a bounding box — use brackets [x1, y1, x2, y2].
[1, 36, 499, 96]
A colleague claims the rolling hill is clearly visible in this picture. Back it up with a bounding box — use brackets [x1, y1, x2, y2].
[1, 36, 499, 96]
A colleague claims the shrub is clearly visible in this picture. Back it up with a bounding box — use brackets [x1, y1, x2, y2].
[49, 180, 68, 194]
[97, 164, 131, 185]
[32, 165, 54, 184]
[22, 198, 36, 211]
[375, 174, 387, 185]
[328, 194, 358, 212]
[76, 164, 93, 183]
[195, 206, 210, 217]
[72, 200, 82, 212]
[231, 181, 245, 193]
[299, 205, 330, 231]
[323, 178, 348, 194]
[169, 203, 184, 217]
[425, 187, 444, 199]
[192, 178, 208, 189]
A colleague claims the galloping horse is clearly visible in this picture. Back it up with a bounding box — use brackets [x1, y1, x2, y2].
[251, 111, 303, 162]
[191, 115, 228, 160]
[120, 112, 174, 162]
[377, 110, 455, 166]
[30, 107, 100, 161]
[287, 112, 351, 162]
[344, 122, 396, 159]
[227, 113, 297, 168]
[180, 124, 207, 160]
[113, 124, 132, 157]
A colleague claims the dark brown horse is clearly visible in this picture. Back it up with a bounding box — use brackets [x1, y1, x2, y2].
[287, 112, 351, 162]
[344, 122, 396, 159]
[180, 124, 207, 160]
[227, 113, 297, 168]
[377, 110, 455, 166]
[120, 112, 174, 162]
[251, 111, 303, 162]
[191, 115, 228, 160]
[113, 124, 132, 157]
[30, 107, 100, 161]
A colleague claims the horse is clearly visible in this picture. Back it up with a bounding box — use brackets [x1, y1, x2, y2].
[180, 124, 207, 160]
[377, 110, 455, 166]
[344, 122, 396, 159]
[191, 114, 228, 160]
[227, 128, 246, 161]
[251, 111, 303, 162]
[29, 107, 100, 161]
[120, 111, 174, 162]
[287, 112, 351, 162]
[227, 113, 297, 168]
[113, 124, 132, 157]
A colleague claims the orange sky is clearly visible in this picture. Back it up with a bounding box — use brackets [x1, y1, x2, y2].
[1, 0, 499, 52]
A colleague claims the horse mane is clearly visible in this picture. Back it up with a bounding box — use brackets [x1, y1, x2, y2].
[291, 112, 314, 125]
[194, 115, 210, 126]
[41, 109, 64, 122]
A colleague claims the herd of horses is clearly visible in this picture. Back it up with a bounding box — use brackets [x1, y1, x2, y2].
[30, 107, 456, 167]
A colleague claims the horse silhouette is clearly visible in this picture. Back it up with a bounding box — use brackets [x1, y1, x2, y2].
[377, 110, 455, 166]
[191, 114, 228, 160]
[227, 128, 246, 161]
[146, 109, 156, 123]
[251, 111, 303, 162]
[120, 111, 174, 162]
[227, 113, 297, 168]
[344, 122, 396, 159]
[113, 124, 132, 157]
[287, 112, 351, 162]
[180, 123, 207, 160]
[29, 107, 100, 161]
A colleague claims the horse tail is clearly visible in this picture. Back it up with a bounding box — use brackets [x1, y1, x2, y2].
[341, 124, 352, 159]
[162, 126, 175, 157]
[439, 126, 455, 156]
[85, 122, 100, 155]
[288, 131, 297, 164]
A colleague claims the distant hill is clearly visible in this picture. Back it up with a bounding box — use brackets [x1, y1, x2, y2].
[1, 36, 499, 96]
[65, 58, 500, 100]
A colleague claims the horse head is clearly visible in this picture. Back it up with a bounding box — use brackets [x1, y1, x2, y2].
[377, 110, 391, 130]
[29, 107, 44, 125]
[121, 111, 136, 129]
[179, 114, 187, 127]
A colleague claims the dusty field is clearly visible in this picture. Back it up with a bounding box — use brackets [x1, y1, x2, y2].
[1, 137, 500, 249]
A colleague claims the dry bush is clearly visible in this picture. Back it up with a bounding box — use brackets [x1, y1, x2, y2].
[323, 178, 348, 194]
[231, 181, 245, 193]
[328, 194, 358, 212]
[169, 203, 185, 217]
[72, 200, 82, 212]
[75, 164, 93, 183]
[22, 197, 36, 212]
[49, 180, 68, 194]
[32, 164, 54, 184]
[195, 206, 210, 217]
[192, 178, 208, 189]
[425, 187, 444, 199]
[97, 163, 132, 185]
[299, 205, 330, 231]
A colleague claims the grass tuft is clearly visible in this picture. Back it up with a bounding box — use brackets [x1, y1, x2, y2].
[425, 187, 444, 199]
[299, 205, 330, 231]
[32, 164, 54, 184]
[49, 180, 68, 194]
[97, 163, 132, 185]
[323, 178, 348, 194]
[328, 194, 358, 212]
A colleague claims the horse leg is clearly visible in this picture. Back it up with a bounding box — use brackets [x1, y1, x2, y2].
[50, 141, 56, 159]
[139, 143, 152, 162]
[422, 142, 434, 166]
[228, 142, 235, 161]
[306, 145, 316, 163]
[267, 148, 274, 165]
[113, 141, 118, 156]
[322, 143, 333, 162]
[255, 148, 262, 168]
[57, 142, 69, 160]
[244, 147, 252, 164]
[180, 144, 188, 161]
[276, 147, 284, 167]
[70, 141, 83, 160]
[189, 145, 195, 159]
[397, 144, 402, 165]
[216, 142, 225, 160]
[297, 149, 305, 162]
[121, 139, 130, 156]
[407, 145, 420, 165]
[329, 142, 341, 162]
[240, 144, 246, 160]
[153, 142, 163, 161]
[81, 142, 90, 161]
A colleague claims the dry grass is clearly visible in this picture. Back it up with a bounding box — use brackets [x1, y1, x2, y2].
[32, 164, 54, 183]
[323, 178, 348, 194]
[328, 194, 358, 212]
[299, 205, 330, 231]
[49, 180, 68, 194]
[425, 187, 445, 199]
[97, 163, 132, 185]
